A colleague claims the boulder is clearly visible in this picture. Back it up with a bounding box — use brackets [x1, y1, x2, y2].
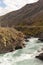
[39, 38, 43, 42]
[36, 53, 43, 61]
[38, 32, 43, 42]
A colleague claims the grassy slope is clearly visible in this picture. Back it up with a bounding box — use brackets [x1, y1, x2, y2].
[0, 27, 25, 53]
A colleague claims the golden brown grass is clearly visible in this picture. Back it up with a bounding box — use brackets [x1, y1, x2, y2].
[0, 27, 25, 53]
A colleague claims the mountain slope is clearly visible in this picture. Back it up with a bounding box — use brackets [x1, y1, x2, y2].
[0, 0, 43, 39]
[0, 0, 43, 26]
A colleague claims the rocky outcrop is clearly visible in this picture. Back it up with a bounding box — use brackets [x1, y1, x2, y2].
[0, 27, 25, 54]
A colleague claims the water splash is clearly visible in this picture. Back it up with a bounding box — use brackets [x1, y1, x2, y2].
[0, 38, 43, 65]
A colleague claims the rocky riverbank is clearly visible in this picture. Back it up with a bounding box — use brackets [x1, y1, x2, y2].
[0, 27, 25, 54]
[15, 26, 43, 42]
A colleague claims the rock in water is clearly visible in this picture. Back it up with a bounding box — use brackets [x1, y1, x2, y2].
[36, 53, 43, 61]
[38, 32, 43, 42]
[39, 38, 43, 42]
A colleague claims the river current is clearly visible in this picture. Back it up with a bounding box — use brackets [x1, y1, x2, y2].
[0, 37, 43, 65]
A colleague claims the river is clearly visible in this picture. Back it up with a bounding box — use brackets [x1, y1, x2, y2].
[0, 37, 43, 65]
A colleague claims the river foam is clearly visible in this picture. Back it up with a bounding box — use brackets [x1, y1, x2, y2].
[0, 37, 43, 65]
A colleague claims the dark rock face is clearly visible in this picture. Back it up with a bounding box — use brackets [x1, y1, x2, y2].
[36, 53, 43, 61]
[25, 39, 29, 42]
[39, 38, 43, 42]
[35, 47, 43, 61]
[38, 32, 43, 41]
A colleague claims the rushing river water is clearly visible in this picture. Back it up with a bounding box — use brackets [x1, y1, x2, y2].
[0, 37, 43, 65]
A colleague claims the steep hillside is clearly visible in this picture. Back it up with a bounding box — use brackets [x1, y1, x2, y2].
[0, 0, 43, 26]
[0, 0, 43, 39]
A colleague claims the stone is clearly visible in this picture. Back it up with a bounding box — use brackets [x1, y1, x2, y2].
[36, 53, 43, 61]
